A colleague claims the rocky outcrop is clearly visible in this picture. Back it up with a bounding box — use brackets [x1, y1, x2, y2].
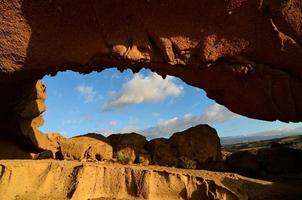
[225, 151, 260, 177]
[0, 80, 65, 159]
[147, 125, 222, 169]
[225, 143, 302, 177]
[0, 0, 302, 154]
[14, 80, 53, 151]
[108, 133, 146, 163]
[0, 0, 302, 130]
[257, 143, 302, 175]
[59, 134, 113, 161]
[146, 138, 176, 166]
[0, 160, 302, 200]
[170, 125, 222, 164]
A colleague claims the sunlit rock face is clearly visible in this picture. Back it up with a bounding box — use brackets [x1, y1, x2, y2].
[1, 160, 302, 200]
[108, 133, 147, 163]
[0, 0, 302, 161]
[146, 125, 222, 169]
[59, 134, 113, 161]
[0, 0, 302, 125]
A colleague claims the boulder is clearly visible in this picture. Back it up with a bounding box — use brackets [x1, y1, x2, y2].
[59, 134, 112, 161]
[224, 142, 302, 177]
[108, 133, 146, 163]
[258, 144, 302, 175]
[138, 150, 151, 166]
[146, 138, 176, 166]
[225, 150, 260, 177]
[146, 124, 222, 169]
[34, 150, 54, 160]
[170, 124, 222, 164]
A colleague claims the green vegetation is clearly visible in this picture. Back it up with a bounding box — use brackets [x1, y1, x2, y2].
[178, 157, 197, 169]
[117, 152, 132, 165]
[223, 135, 302, 153]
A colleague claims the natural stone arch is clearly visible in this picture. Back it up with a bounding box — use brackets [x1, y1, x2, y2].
[0, 0, 302, 150]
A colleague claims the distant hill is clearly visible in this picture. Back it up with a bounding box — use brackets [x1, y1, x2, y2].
[222, 135, 302, 152]
[221, 126, 302, 145]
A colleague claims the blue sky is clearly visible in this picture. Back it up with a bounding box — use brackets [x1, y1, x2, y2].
[40, 68, 302, 139]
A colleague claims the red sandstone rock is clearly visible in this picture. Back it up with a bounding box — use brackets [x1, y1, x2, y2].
[0, 0, 302, 160]
[0, 0, 302, 124]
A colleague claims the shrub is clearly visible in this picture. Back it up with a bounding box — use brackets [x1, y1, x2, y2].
[117, 152, 132, 165]
[179, 157, 197, 169]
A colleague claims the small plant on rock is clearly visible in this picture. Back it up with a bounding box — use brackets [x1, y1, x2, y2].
[117, 152, 132, 165]
[179, 157, 197, 169]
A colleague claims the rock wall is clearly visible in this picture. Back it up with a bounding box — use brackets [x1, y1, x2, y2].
[0, 0, 302, 124]
[0, 80, 62, 158]
[0, 160, 301, 200]
[0, 0, 302, 155]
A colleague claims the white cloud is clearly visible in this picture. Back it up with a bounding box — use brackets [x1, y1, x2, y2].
[103, 73, 183, 111]
[141, 103, 240, 139]
[62, 115, 94, 125]
[221, 125, 302, 145]
[111, 73, 121, 79]
[200, 103, 240, 124]
[97, 129, 114, 137]
[141, 113, 199, 139]
[128, 117, 139, 126]
[76, 85, 97, 103]
[109, 121, 118, 126]
[152, 112, 160, 117]
[250, 125, 302, 137]
[118, 117, 140, 133]
[119, 126, 140, 133]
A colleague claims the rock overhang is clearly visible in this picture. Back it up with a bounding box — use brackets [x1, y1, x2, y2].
[0, 0, 302, 141]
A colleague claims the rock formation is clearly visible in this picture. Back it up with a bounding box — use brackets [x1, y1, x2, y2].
[1, 160, 302, 200]
[225, 150, 260, 177]
[170, 125, 222, 164]
[225, 142, 302, 177]
[1, 0, 302, 150]
[59, 134, 113, 161]
[257, 143, 302, 175]
[147, 124, 222, 169]
[0, 80, 63, 159]
[108, 133, 147, 163]
[0, 1, 302, 199]
[146, 138, 176, 166]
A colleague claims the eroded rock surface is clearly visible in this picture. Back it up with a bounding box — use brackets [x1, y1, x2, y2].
[257, 143, 302, 175]
[170, 125, 222, 164]
[0, 80, 64, 159]
[147, 125, 222, 169]
[108, 133, 147, 163]
[0, 0, 302, 126]
[0, 160, 301, 200]
[224, 141, 302, 177]
[59, 134, 113, 161]
[0, 0, 302, 154]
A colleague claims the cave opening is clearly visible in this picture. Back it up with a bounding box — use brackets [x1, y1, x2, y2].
[1, 0, 302, 198]
[40, 68, 302, 141]
[29, 67, 302, 172]
[40, 68, 215, 139]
